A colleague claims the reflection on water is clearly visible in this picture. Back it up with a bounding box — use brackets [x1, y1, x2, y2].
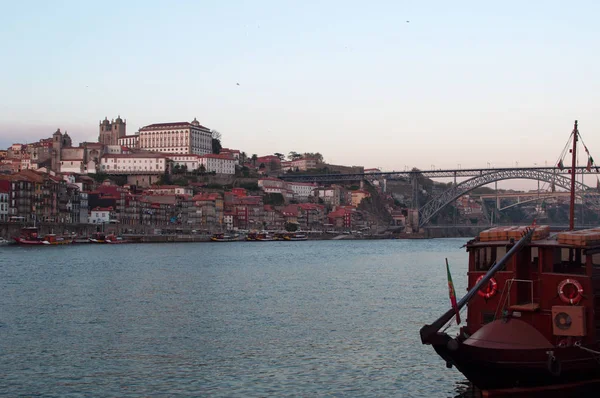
[1, 239, 472, 397]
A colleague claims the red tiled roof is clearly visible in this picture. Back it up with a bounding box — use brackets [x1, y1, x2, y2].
[92, 206, 113, 212]
[140, 121, 210, 130]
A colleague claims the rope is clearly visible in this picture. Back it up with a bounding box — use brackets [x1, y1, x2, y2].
[575, 342, 600, 355]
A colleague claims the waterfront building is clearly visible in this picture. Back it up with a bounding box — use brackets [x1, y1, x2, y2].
[79, 192, 89, 224]
[99, 153, 167, 174]
[364, 168, 381, 174]
[99, 116, 127, 146]
[89, 206, 114, 224]
[198, 154, 236, 174]
[0, 181, 8, 222]
[138, 118, 212, 155]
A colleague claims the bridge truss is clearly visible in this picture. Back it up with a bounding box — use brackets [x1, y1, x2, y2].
[418, 169, 600, 227]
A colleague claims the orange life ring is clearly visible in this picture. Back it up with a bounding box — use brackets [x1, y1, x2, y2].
[558, 278, 584, 305]
[476, 275, 498, 299]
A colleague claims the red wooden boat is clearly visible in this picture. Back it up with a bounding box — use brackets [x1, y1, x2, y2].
[420, 121, 600, 391]
[14, 227, 73, 245]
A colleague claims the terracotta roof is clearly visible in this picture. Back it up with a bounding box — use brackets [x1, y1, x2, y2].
[92, 206, 113, 212]
[140, 121, 210, 131]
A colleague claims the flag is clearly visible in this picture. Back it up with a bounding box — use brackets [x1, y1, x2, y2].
[558, 159, 564, 170]
[446, 258, 461, 324]
[587, 156, 594, 172]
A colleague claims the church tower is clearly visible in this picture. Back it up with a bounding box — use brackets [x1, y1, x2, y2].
[51, 128, 63, 171]
[98, 116, 126, 145]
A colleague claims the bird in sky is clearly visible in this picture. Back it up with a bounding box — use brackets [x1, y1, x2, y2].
[236, 83, 240, 86]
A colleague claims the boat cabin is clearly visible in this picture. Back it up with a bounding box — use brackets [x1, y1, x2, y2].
[466, 226, 600, 347]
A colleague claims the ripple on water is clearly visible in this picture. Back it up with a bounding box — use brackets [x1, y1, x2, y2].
[0, 239, 472, 397]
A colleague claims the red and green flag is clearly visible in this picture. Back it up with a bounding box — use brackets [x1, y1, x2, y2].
[446, 258, 461, 324]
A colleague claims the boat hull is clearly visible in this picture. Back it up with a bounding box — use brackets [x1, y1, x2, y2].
[431, 333, 600, 390]
[13, 237, 72, 245]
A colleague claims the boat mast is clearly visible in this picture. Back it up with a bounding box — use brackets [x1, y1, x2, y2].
[569, 120, 578, 231]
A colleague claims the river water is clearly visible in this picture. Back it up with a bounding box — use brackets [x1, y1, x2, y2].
[0, 239, 474, 397]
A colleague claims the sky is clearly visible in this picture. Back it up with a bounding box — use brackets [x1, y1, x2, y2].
[1, 1, 600, 189]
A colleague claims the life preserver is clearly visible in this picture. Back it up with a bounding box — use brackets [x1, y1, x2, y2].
[476, 275, 498, 299]
[558, 278, 584, 305]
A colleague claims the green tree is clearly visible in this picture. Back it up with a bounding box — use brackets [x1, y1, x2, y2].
[274, 152, 285, 161]
[251, 154, 258, 166]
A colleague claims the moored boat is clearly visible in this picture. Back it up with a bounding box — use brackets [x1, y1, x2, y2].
[284, 233, 308, 241]
[210, 233, 239, 242]
[13, 227, 73, 245]
[0, 237, 11, 245]
[420, 121, 600, 392]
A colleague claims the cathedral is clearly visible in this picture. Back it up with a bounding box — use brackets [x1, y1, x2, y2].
[98, 116, 126, 145]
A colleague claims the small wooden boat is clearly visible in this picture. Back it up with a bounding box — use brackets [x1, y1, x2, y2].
[0, 237, 11, 246]
[255, 233, 277, 241]
[210, 233, 239, 242]
[284, 233, 308, 241]
[13, 227, 73, 245]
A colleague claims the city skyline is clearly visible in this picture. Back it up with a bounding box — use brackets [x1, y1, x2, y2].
[2, 1, 600, 187]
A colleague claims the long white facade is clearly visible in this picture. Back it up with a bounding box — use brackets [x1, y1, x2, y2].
[199, 154, 236, 174]
[138, 118, 212, 155]
[100, 153, 167, 174]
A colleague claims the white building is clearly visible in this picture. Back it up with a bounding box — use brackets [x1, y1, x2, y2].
[167, 154, 201, 172]
[89, 207, 113, 224]
[100, 153, 167, 174]
[224, 214, 234, 230]
[138, 118, 212, 155]
[117, 134, 139, 149]
[0, 191, 8, 222]
[288, 182, 317, 199]
[199, 154, 236, 174]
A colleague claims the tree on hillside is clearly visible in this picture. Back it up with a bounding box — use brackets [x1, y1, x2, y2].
[303, 152, 324, 163]
[288, 151, 303, 161]
[251, 154, 258, 166]
[240, 151, 248, 165]
[274, 152, 285, 161]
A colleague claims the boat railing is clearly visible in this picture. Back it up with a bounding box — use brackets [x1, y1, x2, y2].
[495, 278, 540, 319]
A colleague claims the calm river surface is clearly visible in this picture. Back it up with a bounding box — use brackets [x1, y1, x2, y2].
[0, 239, 474, 397]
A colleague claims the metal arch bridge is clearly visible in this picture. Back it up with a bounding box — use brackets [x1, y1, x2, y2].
[279, 166, 599, 183]
[418, 168, 600, 228]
